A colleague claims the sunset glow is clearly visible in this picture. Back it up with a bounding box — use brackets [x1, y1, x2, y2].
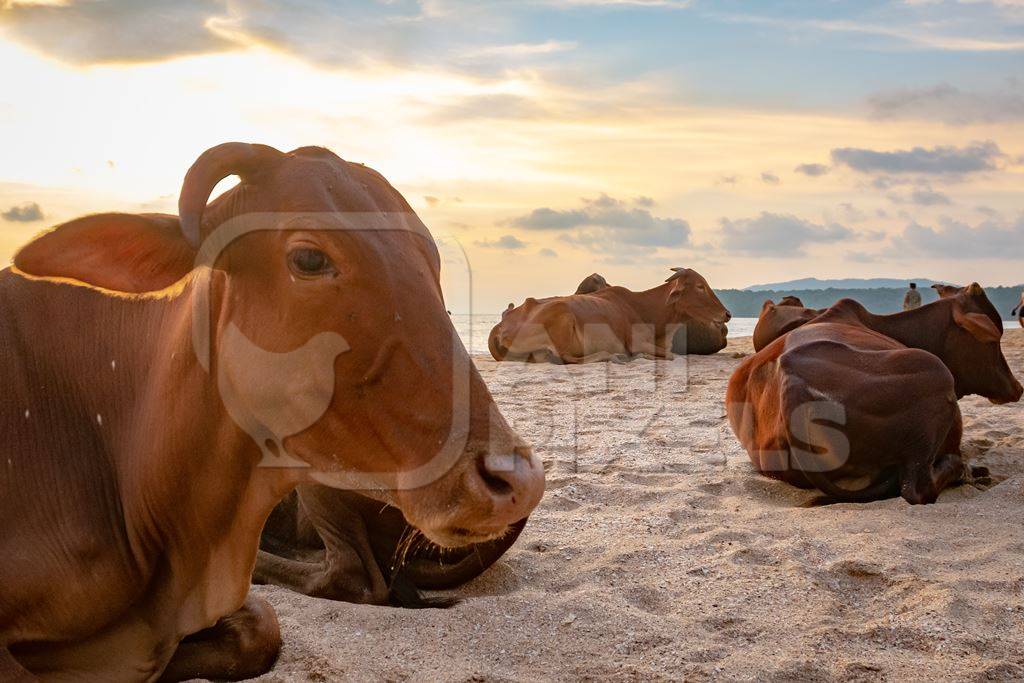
[1, 0, 1021, 310]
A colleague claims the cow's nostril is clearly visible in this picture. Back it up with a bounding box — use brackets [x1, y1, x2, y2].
[477, 454, 514, 496]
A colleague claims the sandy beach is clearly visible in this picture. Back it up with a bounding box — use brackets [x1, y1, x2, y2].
[252, 329, 1024, 682]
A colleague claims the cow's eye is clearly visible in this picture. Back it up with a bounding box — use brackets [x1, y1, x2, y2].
[288, 248, 335, 277]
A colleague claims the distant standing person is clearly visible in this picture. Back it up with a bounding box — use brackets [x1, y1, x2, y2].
[903, 282, 922, 311]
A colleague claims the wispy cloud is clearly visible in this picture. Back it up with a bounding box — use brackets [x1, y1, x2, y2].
[868, 82, 1024, 124]
[475, 234, 528, 249]
[462, 40, 576, 57]
[0, 0, 235, 63]
[712, 11, 1024, 51]
[831, 141, 1004, 175]
[1, 201, 43, 221]
[892, 214, 1024, 258]
[719, 212, 853, 257]
[509, 193, 690, 252]
[794, 163, 830, 177]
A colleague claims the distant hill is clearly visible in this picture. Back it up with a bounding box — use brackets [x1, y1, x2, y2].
[719, 285, 1023, 319]
[745, 277, 943, 291]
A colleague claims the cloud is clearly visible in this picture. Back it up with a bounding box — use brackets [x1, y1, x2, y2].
[719, 212, 853, 257]
[460, 40, 577, 58]
[909, 187, 952, 205]
[425, 94, 549, 123]
[0, 0, 235, 64]
[892, 214, 1024, 258]
[1, 201, 43, 221]
[886, 184, 954, 206]
[867, 82, 1024, 125]
[508, 193, 690, 252]
[545, 0, 693, 6]
[475, 234, 528, 249]
[794, 163, 830, 177]
[830, 141, 1004, 175]
[538, 247, 558, 257]
[424, 195, 440, 207]
[716, 175, 739, 186]
[0, 0, 569, 76]
[837, 202, 868, 222]
[715, 11, 1024, 52]
[760, 172, 780, 185]
[847, 251, 881, 263]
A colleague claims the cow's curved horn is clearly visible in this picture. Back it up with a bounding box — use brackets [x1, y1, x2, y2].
[178, 142, 284, 247]
[666, 266, 687, 282]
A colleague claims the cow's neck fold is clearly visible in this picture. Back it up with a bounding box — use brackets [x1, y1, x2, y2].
[855, 301, 949, 357]
[631, 282, 675, 328]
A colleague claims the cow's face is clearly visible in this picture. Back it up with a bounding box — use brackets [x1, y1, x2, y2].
[943, 285, 1022, 404]
[666, 267, 731, 327]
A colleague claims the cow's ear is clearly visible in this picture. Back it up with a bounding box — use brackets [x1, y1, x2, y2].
[14, 213, 196, 293]
[964, 282, 985, 297]
[953, 305, 1002, 343]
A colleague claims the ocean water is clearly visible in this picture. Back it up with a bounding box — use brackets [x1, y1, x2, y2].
[451, 314, 759, 355]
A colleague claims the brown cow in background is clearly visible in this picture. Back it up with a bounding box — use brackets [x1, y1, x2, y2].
[575, 272, 609, 294]
[1013, 292, 1024, 328]
[0, 143, 544, 681]
[489, 267, 730, 363]
[752, 296, 823, 352]
[728, 284, 1021, 505]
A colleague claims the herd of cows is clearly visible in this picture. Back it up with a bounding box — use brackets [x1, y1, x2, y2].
[0, 143, 1021, 681]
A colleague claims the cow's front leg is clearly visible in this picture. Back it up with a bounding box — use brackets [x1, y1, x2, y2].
[159, 596, 280, 682]
[254, 546, 388, 604]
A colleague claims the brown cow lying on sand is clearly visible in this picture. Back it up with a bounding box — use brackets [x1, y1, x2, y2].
[0, 143, 543, 681]
[255, 487, 525, 606]
[727, 284, 1022, 505]
[752, 296, 822, 352]
[489, 267, 731, 362]
[1013, 292, 1024, 328]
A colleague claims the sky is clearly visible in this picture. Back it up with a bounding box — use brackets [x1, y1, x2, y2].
[0, 0, 1022, 312]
